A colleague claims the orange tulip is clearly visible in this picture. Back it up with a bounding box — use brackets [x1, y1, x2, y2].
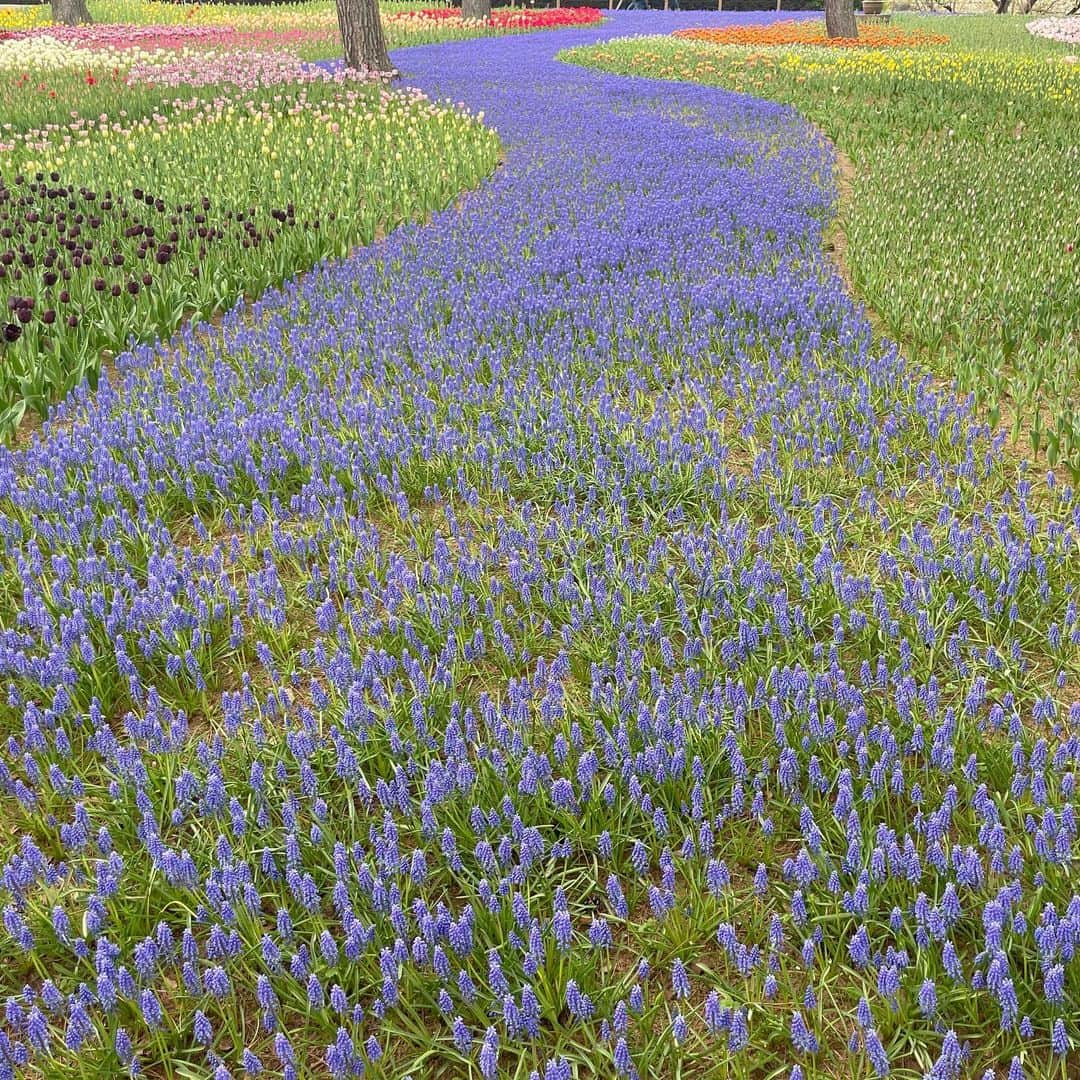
[673, 20, 947, 50]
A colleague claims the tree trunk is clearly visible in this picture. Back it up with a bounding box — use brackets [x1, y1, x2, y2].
[50, 0, 92, 26]
[824, 0, 858, 38]
[336, 0, 392, 74]
[461, 0, 491, 21]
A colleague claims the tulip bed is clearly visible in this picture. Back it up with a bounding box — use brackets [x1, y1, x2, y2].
[0, 84, 500, 434]
[0, 2, 606, 60]
[0, 31, 346, 131]
[1, 10, 1079, 1080]
[401, 6, 603, 25]
[387, 6, 604, 39]
[0, 2, 608, 433]
[568, 17, 1080, 476]
[0, 23, 502, 435]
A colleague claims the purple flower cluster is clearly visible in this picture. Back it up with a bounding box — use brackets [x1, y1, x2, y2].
[0, 11, 1077, 1079]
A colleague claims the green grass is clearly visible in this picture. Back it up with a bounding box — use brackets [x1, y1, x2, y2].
[565, 16, 1080, 475]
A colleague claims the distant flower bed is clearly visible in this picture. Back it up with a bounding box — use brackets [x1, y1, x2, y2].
[674, 19, 948, 48]
[395, 6, 603, 28]
[1028, 16, 1080, 47]
[0, 29, 335, 84]
[8, 23, 328, 51]
[0, 4, 49, 33]
[0, 23, 344, 83]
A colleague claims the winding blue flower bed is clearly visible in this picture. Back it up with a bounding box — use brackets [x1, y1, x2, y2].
[1, 13, 1078, 1080]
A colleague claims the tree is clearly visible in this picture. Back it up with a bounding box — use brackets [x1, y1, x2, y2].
[50, 0, 92, 25]
[824, 0, 858, 38]
[336, 0, 393, 74]
[461, 0, 492, 21]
